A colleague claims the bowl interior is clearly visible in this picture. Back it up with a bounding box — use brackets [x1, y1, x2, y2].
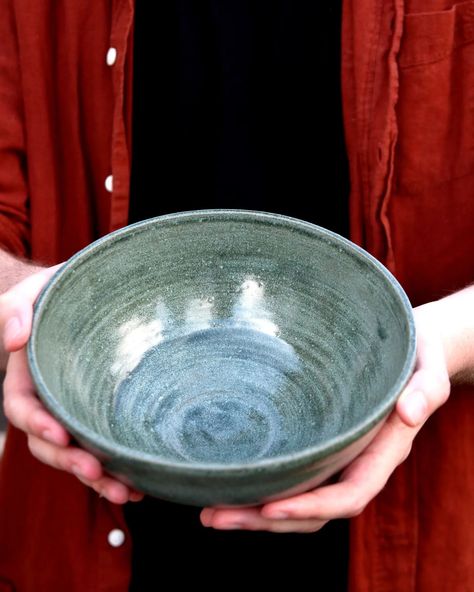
[30, 212, 414, 466]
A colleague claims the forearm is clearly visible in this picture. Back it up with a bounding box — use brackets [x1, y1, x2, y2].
[0, 249, 43, 294]
[417, 284, 474, 384]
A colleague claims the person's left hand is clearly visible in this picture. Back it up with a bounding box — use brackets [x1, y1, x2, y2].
[200, 304, 451, 533]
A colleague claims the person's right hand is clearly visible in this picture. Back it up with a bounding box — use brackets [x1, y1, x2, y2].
[0, 266, 144, 504]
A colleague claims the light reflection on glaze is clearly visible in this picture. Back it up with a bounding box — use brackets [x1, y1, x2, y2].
[184, 296, 214, 331]
[111, 276, 280, 388]
[232, 277, 280, 337]
[111, 317, 165, 384]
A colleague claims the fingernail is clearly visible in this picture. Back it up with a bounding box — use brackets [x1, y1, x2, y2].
[42, 429, 59, 444]
[403, 390, 427, 425]
[4, 317, 22, 344]
[269, 511, 289, 519]
[71, 464, 84, 478]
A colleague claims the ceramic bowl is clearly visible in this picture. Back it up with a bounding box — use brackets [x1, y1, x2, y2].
[28, 210, 416, 507]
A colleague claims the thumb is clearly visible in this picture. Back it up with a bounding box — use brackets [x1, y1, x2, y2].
[0, 264, 62, 352]
[396, 318, 450, 428]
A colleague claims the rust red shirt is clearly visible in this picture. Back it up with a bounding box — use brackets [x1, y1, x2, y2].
[0, 1, 473, 590]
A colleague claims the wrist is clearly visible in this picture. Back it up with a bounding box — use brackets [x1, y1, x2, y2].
[0, 250, 44, 295]
[421, 286, 474, 383]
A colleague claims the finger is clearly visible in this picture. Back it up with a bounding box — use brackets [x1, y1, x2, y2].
[202, 507, 262, 527]
[205, 507, 327, 533]
[397, 322, 450, 427]
[129, 490, 146, 502]
[30, 436, 140, 505]
[1, 264, 62, 351]
[4, 350, 69, 446]
[200, 507, 217, 526]
[29, 432, 143, 505]
[27, 434, 103, 482]
[75, 473, 144, 505]
[262, 412, 414, 521]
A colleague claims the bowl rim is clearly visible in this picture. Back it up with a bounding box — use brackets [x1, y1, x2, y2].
[28, 209, 417, 475]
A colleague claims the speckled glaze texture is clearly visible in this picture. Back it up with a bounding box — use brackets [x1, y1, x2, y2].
[28, 210, 416, 506]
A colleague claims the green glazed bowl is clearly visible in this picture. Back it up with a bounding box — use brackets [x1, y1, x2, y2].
[28, 210, 416, 507]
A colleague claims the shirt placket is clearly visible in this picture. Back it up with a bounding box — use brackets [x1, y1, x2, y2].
[93, 2, 135, 590]
[95, 497, 132, 592]
[107, 0, 135, 233]
[343, 0, 419, 590]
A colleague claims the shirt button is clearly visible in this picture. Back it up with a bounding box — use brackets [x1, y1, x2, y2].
[106, 47, 117, 66]
[105, 175, 113, 192]
[107, 529, 125, 548]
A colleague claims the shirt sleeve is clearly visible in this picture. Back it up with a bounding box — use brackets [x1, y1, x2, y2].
[0, 0, 30, 257]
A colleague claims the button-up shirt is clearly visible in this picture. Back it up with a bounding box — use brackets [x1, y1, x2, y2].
[1, 1, 474, 590]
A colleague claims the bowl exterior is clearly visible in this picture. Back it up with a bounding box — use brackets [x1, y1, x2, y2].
[73, 418, 385, 507]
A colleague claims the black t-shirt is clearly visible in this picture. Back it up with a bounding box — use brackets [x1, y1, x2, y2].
[126, 1, 350, 590]
[128, 0, 349, 233]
